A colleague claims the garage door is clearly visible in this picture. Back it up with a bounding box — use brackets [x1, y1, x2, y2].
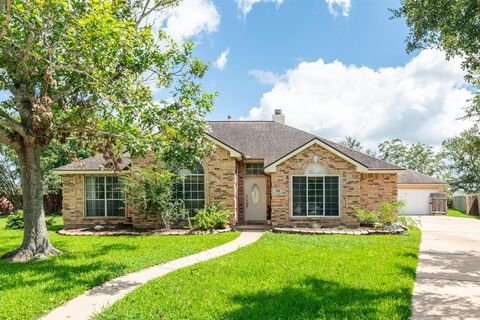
[398, 189, 437, 215]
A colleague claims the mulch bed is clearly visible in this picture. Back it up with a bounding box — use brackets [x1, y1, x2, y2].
[272, 226, 406, 235]
[58, 227, 233, 236]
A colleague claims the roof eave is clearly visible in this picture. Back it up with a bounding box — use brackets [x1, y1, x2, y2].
[264, 138, 372, 173]
[52, 170, 131, 175]
[206, 134, 242, 159]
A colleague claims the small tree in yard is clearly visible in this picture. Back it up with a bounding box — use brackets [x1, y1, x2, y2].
[124, 168, 189, 229]
[0, 1, 214, 261]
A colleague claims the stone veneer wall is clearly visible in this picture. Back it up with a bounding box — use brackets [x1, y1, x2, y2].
[270, 144, 360, 227]
[359, 173, 398, 211]
[62, 175, 127, 228]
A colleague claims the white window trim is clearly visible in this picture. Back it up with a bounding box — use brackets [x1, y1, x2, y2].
[289, 174, 341, 218]
[84, 176, 126, 218]
[177, 172, 206, 210]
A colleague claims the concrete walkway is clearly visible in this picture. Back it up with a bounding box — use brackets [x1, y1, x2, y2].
[411, 216, 480, 320]
[42, 231, 263, 320]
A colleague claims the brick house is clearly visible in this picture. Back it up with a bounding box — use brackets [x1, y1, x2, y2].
[54, 110, 409, 229]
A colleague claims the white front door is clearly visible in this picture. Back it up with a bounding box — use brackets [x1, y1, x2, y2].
[245, 177, 267, 222]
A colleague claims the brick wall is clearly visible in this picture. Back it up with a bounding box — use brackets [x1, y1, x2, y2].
[270, 144, 360, 227]
[62, 175, 127, 228]
[204, 146, 238, 224]
[237, 161, 246, 223]
[129, 145, 238, 228]
[62, 144, 238, 229]
[359, 173, 398, 211]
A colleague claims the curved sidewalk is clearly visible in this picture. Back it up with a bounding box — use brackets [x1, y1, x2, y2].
[42, 231, 263, 320]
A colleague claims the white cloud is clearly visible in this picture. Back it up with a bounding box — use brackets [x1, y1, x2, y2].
[235, 0, 283, 19]
[143, 0, 220, 41]
[325, 0, 351, 17]
[244, 49, 473, 147]
[248, 69, 284, 85]
[214, 48, 230, 70]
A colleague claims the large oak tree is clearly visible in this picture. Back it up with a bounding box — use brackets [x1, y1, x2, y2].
[0, 0, 214, 261]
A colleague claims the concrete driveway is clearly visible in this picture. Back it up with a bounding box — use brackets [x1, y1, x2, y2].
[411, 215, 480, 320]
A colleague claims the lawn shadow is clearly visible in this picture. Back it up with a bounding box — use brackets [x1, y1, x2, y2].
[0, 240, 141, 295]
[222, 276, 412, 320]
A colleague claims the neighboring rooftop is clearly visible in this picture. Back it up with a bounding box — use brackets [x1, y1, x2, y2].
[53, 153, 131, 172]
[397, 169, 446, 185]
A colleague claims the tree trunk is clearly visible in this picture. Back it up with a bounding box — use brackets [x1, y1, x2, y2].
[1, 144, 61, 262]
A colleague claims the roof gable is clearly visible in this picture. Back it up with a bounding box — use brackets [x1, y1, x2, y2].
[208, 121, 404, 172]
[264, 138, 369, 173]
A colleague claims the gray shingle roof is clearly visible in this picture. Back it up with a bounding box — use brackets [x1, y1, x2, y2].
[54, 121, 404, 171]
[53, 153, 131, 172]
[397, 169, 446, 185]
[208, 121, 404, 170]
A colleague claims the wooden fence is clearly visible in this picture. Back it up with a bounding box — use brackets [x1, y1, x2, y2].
[0, 193, 62, 215]
[452, 194, 480, 216]
[430, 193, 447, 214]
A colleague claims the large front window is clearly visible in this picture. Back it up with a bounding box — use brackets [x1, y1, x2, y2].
[292, 176, 339, 216]
[174, 166, 205, 213]
[85, 176, 125, 217]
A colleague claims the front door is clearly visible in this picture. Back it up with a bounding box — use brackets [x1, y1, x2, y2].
[244, 177, 267, 222]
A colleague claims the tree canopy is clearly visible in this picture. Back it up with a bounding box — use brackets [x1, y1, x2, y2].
[392, 0, 480, 121]
[0, 0, 214, 261]
[441, 127, 480, 193]
[378, 139, 443, 177]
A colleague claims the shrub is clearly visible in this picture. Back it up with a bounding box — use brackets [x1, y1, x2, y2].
[124, 168, 188, 229]
[354, 200, 406, 227]
[353, 208, 378, 226]
[5, 210, 58, 230]
[378, 200, 405, 225]
[397, 215, 417, 229]
[192, 203, 231, 230]
[6, 210, 24, 230]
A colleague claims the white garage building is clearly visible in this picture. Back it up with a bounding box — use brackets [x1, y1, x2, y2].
[398, 169, 447, 215]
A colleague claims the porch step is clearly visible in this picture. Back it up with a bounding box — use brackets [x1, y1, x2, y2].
[234, 224, 271, 231]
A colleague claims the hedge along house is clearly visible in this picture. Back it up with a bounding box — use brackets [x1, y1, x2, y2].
[53, 110, 406, 229]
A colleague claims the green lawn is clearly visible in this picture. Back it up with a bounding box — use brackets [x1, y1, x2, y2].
[0, 215, 238, 320]
[447, 208, 480, 220]
[97, 230, 421, 320]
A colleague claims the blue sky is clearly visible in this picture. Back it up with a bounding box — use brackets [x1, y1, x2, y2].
[195, 0, 413, 120]
[158, 0, 472, 148]
[0, 0, 473, 148]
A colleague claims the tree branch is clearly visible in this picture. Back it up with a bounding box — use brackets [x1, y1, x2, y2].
[1, 0, 12, 37]
[135, 0, 180, 25]
[0, 110, 27, 138]
[0, 126, 17, 150]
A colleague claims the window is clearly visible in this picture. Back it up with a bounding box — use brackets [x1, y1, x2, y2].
[246, 163, 264, 176]
[174, 165, 205, 213]
[292, 176, 339, 216]
[85, 176, 125, 217]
